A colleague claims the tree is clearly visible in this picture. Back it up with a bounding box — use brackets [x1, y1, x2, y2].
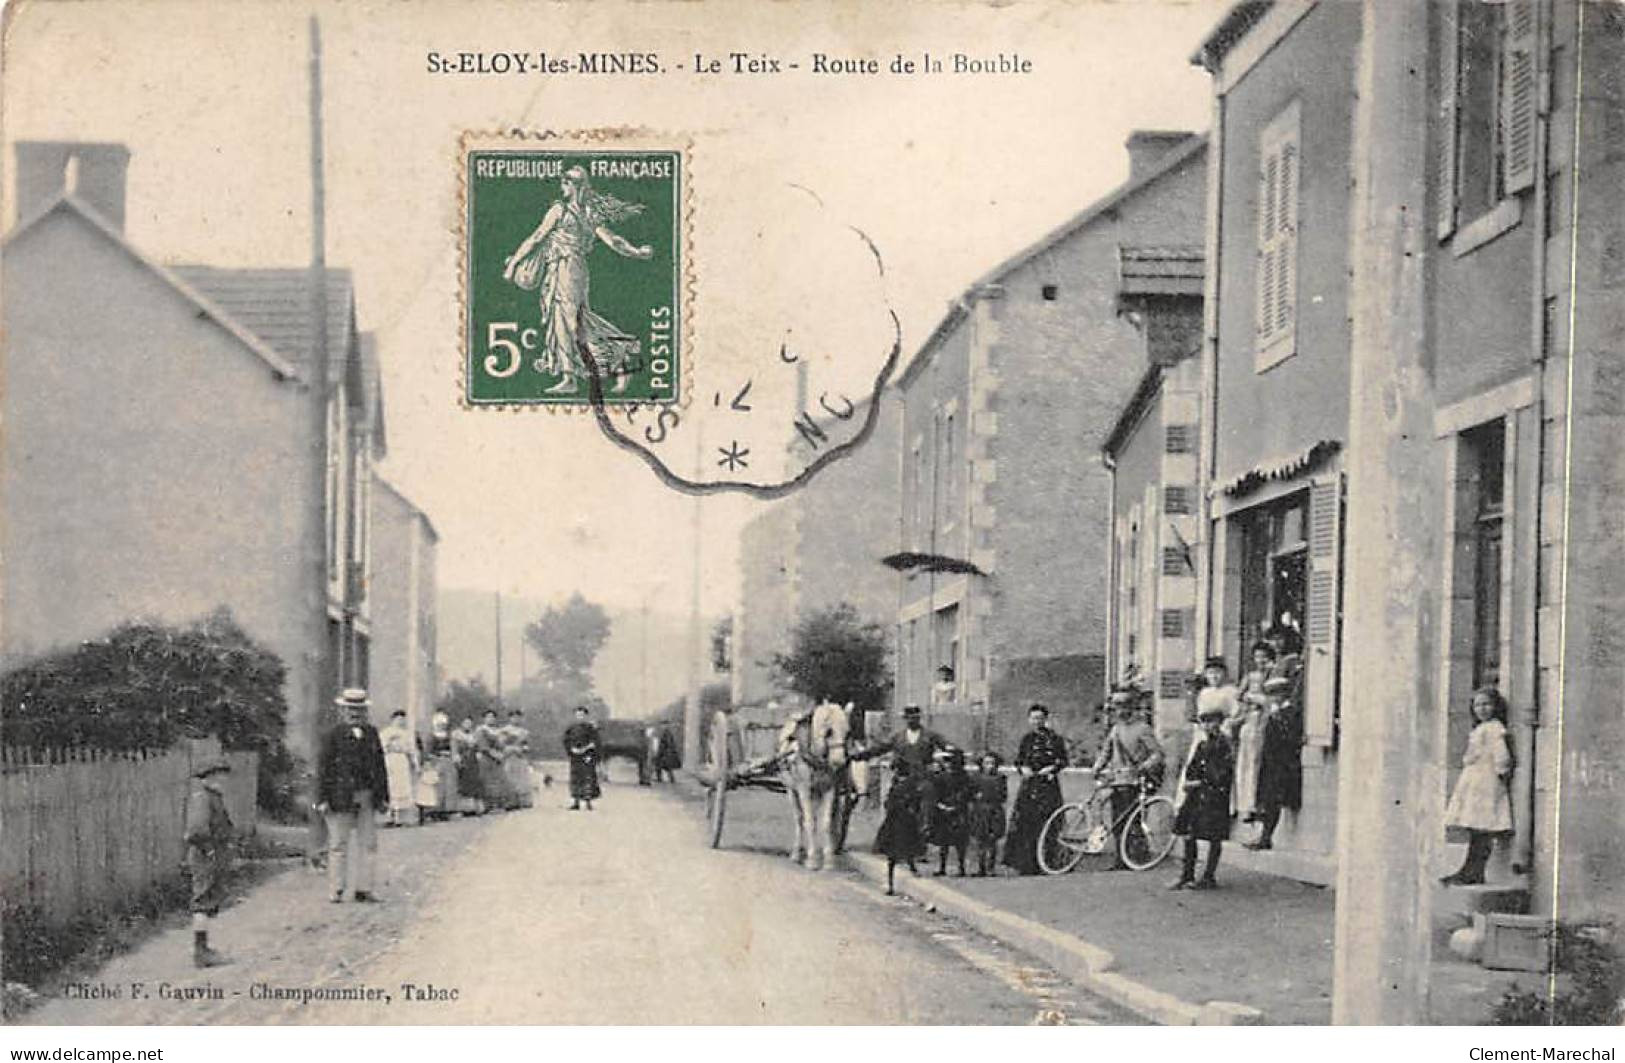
[523, 593, 611, 687]
[770, 603, 891, 713]
[0, 608, 301, 815]
[435, 677, 505, 725]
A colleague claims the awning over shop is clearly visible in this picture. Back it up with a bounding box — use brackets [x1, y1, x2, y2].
[879, 552, 986, 576]
[1219, 439, 1342, 498]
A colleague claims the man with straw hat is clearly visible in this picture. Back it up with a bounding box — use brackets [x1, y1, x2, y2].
[317, 688, 389, 902]
[185, 755, 234, 967]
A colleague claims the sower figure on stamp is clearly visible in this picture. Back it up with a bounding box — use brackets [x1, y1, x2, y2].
[563, 704, 601, 811]
[502, 166, 652, 396]
[185, 756, 235, 968]
[318, 688, 389, 903]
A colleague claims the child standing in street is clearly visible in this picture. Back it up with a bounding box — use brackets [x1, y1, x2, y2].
[967, 751, 1008, 876]
[874, 758, 926, 895]
[185, 757, 235, 968]
[1441, 687, 1514, 885]
[925, 748, 972, 877]
[1169, 700, 1234, 891]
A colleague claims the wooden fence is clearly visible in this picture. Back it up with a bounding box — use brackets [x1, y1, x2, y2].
[0, 739, 257, 925]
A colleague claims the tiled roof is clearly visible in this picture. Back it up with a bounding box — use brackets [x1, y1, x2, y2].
[170, 266, 355, 387]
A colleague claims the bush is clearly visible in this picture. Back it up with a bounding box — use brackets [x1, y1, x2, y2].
[1, 609, 302, 817]
[1491, 922, 1624, 1025]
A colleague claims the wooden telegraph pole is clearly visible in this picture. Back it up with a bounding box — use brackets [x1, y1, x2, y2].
[306, 16, 335, 755]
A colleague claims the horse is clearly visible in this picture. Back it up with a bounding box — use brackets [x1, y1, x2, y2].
[778, 701, 851, 871]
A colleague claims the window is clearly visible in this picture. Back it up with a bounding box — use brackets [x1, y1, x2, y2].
[1437, 0, 1537, 242]
[1232, 482, 1341, 745]
[1041, 284, 1059, 301]
[1464, 421, 1506, 688]
[1160, 609, 1188, 639]
[1255, 101, 1300, 368]
[939, 411, 957, 526]
[325, 401, 341, 581]
[1165, 424, 1195, 454]
[933, 604, 960, 705]
[1164, 485, 1194, 515]
[1236, 492, 1309, 655]
[909, 440, 925, 550]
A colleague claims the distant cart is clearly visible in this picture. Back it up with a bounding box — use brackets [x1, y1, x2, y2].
[701, 709, 856, 853]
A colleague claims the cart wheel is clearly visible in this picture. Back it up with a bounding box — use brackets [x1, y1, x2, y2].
[705, 713, 731, 848]
[705, 780, 728, 848]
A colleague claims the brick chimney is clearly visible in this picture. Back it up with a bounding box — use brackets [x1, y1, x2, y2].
[15, 141, 130, 230]
[1124, 130, 1197, 182]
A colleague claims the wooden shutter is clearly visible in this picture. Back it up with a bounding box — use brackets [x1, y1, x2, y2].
[1256, 150, 1279, 340]
[1304, 473, 1343, 747]
[1275, 137, 1299, 336]
[1436, 0, 1460, 239]
[1501, 0, 1538, 195]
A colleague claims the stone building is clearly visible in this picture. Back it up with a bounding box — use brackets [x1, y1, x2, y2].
[889, 132, 1208, 755]
[1101, 247, 1205, 757]
[369, 476, 440, 740]
[2, 141, 383, 758]
[1193, 0, 1625, 1019]
[732, 396, 901, 716]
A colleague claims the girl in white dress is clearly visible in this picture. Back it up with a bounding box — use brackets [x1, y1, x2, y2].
[1441, 687, 1513, 885]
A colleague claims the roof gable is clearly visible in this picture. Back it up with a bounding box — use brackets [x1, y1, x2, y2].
[4, 194, 302, 383]
[899, 135, 1208, 389]
[170, 265, 356, 390]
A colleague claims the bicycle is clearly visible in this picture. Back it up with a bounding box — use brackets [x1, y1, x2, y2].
[1037, 775, 1177, 874]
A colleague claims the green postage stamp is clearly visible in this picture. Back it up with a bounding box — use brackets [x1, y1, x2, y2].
[462, 132, 686, 407]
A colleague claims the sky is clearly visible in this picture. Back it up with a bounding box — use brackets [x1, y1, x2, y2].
[3, 0, 1227, 620]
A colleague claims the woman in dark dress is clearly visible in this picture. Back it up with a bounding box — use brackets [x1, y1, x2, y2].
[874, 758, 926, 895]
[563, 705, 602, 811]
[1003, 704, 1069, 875]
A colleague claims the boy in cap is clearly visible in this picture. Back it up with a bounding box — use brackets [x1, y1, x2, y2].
[185, 757, 235, 967]
[1169, 697, 1234, 890]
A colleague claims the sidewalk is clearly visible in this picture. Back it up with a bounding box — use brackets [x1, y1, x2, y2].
[22, 810, 493, 1025]
[837, 798, 1526, 1025]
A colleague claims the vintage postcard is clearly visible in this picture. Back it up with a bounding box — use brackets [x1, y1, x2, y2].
[3, 0, 1622, 1044]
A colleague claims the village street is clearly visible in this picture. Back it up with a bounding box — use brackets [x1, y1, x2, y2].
[23, 772, 1136, 1026]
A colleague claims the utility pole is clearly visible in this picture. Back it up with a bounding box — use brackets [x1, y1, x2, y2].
[1333, 0, 1441, 1023]
[304, 15, 334, 757]
[494, 591, 504, 699]
[682, 424, 705, 771]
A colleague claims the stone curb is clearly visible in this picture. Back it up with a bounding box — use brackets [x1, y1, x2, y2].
[847, 852, 1265, 1026]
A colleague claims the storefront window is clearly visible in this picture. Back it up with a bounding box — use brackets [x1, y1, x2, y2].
[1236, 491, 1310, 659]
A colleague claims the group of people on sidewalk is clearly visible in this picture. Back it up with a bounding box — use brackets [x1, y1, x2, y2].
[860, 624, 1316, 896]
[434, 706, 539, 817]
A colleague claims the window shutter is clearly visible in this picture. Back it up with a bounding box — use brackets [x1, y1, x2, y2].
[1501, 0, 1538, 195]
[1304, 473, 1343, 746]
[1256, 150, 1279, 339]
[1436, 0, 1460, 239]
[1275, 139, 1299, 335]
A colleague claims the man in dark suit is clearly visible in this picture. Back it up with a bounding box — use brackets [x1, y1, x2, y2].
[317, 688, 389, 902]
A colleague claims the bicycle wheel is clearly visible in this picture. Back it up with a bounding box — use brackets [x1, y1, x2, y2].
[1120, 794, 1178, 871]
[1037, 803, 1093, 875]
